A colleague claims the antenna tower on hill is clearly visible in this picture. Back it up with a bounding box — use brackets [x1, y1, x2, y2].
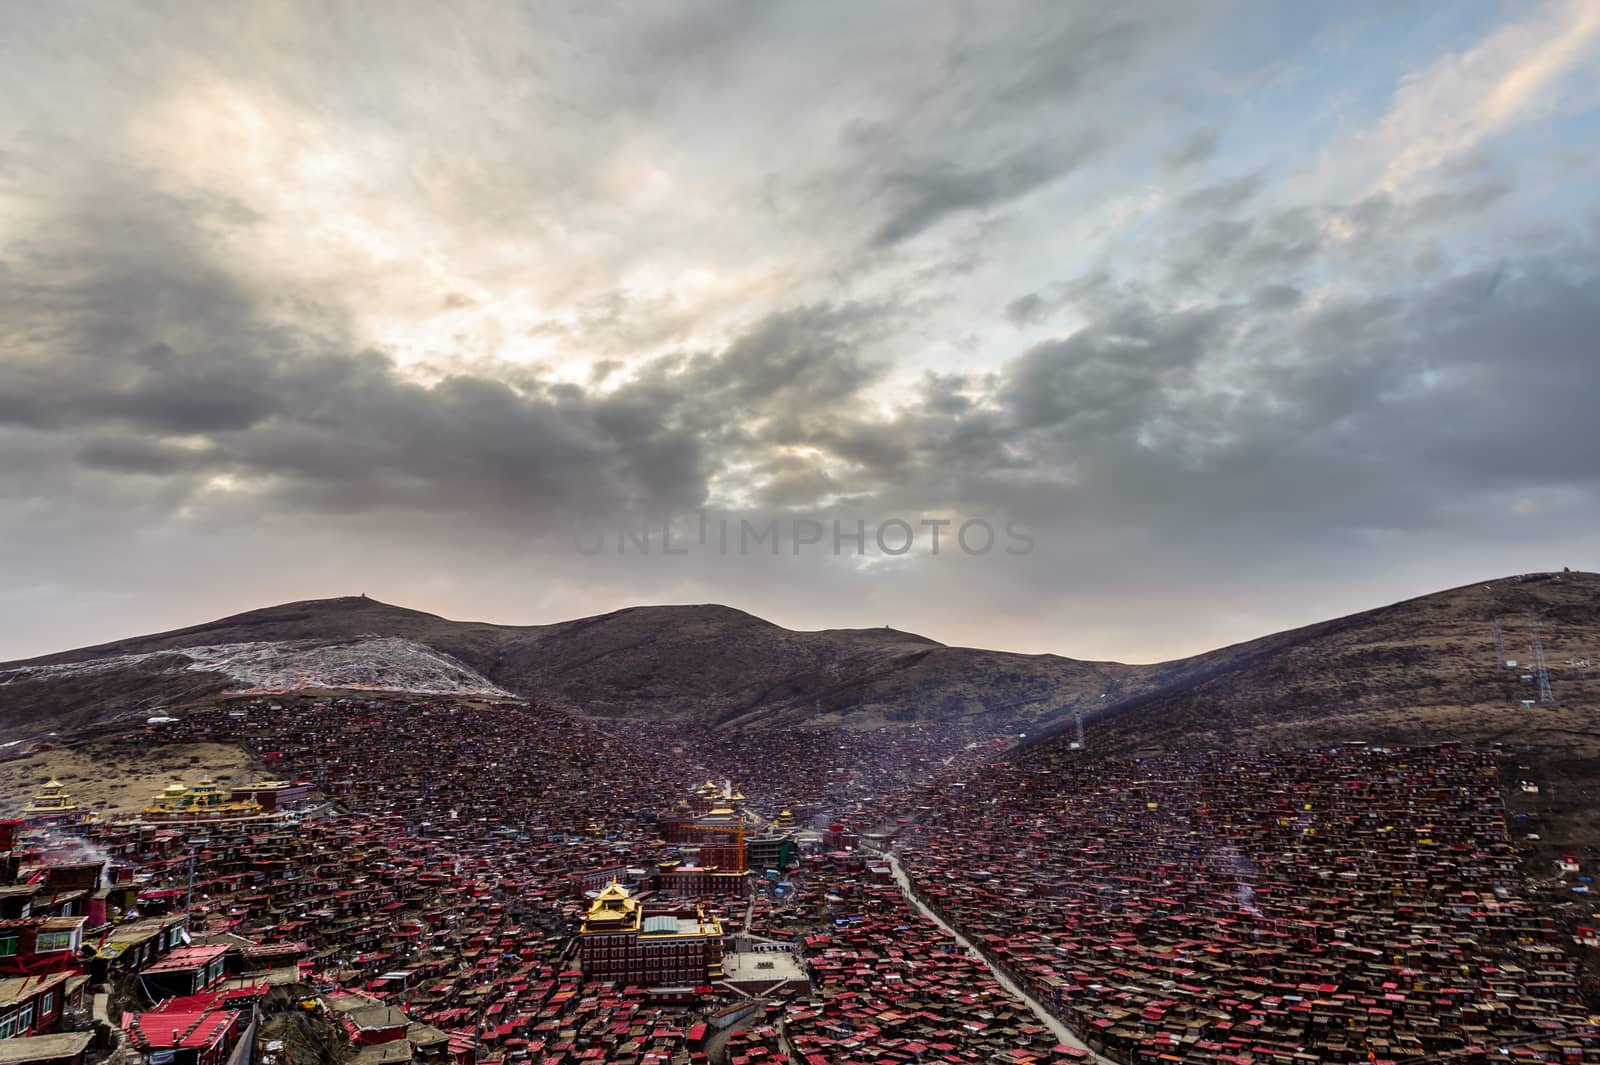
[1530, 614, 1557, 707]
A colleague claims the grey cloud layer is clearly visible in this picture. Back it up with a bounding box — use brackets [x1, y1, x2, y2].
[1, 0, 1597, 659]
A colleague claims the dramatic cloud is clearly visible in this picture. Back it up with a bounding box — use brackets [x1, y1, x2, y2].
[0, 0, 1597, 662]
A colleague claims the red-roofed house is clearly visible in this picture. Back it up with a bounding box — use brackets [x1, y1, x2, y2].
[139, 946, 234, 1001]
[120, 1004, 243, 1061]
[121, 1009, 244, 1065]
[0, 972, 82, 1039]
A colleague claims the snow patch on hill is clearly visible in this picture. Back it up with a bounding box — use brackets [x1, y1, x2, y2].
[0, 638, 515, 697]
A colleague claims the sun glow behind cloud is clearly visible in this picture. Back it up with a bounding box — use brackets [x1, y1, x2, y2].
[0, 0, 1597, 660]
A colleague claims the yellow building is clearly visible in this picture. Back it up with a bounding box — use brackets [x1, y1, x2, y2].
[143, 776, 263, 821]
[578, 880, 725, 986]
[582, 879, 642, 931]
[691, 780, 747, 815]
[23, 778, 73, 814]
[21, 777, 99, 826]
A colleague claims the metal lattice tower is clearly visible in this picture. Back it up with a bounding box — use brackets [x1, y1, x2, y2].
[1530, 614, 1557, 707]
[1074, 708, 1085, 750]
[1492, 615, 1504, 654]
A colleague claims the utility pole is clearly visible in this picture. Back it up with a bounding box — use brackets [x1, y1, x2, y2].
[184, 852, 196, 931]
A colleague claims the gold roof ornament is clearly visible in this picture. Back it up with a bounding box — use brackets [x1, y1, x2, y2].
[582, 879, 641, 931]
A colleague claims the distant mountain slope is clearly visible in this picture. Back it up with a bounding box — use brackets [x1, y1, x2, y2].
[5, 637, 511, 702]
[0, 597, 528, 735]
[11, 596, 518, 666]
[0, 597, 1139, 737]
[3, 573, 1595, 752]
[1028, 569, 1600, 855]
[486, 604, 1139, 729]
[1050, 570, 1600, 754]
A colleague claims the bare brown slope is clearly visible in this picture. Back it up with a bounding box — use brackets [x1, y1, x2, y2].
[8, 596, 523, 667]
[8, 571, 1594, 751]
[498, 606, 1136, 729]
[1049, 569, 1600, 752]
[0, 597, 529, 736]
[0, 598, 1138, 737]
[1037, 570, 1600, 852]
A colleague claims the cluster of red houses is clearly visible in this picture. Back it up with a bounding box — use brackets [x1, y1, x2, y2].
[896, 744, 1599, 1064]
[85, 699, 758, 1065]
[6, 690, 1594, 1065]
[636, 722, 1016, 836]
[0, 817, 106, 1065]
[0, 812, 283, 1065]
[649, 829, 1100, 1065]
[117, 695, 1105, 1064]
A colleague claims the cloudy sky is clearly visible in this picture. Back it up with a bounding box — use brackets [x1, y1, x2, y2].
[3, 1, 1598, 663]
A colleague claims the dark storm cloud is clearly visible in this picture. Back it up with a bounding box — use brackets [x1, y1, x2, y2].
[1177, 172, 1264, 213]
[704, 238, 1600, 560]
[1162, 180, 1520, 291]
[685, 303, 889, 411]
[4, 102, 1596, 564]
[832, 8, 1165, 248]
[1000, 303, 1234, 432]
[1250, 283, 1303, 310]
[2, 0, 1599, 663]
[1163, 129, 1220, 172]
[0, 174, 707, 524]
[0, 395, 48, 429]
[1005, 264, 1600, 541]
[1004, 273, 1118, 328]
[95, 345, 283, 434]
[76, 437, 219, 477]
[0, 159, 903, 527]
[1004, 292, 1051, 326]
[870, 134, 1107, 247]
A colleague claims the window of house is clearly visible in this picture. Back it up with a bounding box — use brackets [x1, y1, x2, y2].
[40, 993, 53, 1015]
[17, 1005, 33, 1032]
[0, 937, 17, 957]
[0, 1014, 15, 1038]
[36, 931, 75, 952]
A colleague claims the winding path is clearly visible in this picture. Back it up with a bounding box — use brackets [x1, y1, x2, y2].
[882, 851, 1117, 1064]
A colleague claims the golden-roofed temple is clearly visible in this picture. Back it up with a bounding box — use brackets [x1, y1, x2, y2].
[22, 777, 98, 825]
[581, 878, 642, 933]
[690, 779, 747, 816]
[24, 778, 71, 813]
[578, 879, 725, 986]
[143, 775, 263, 821]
